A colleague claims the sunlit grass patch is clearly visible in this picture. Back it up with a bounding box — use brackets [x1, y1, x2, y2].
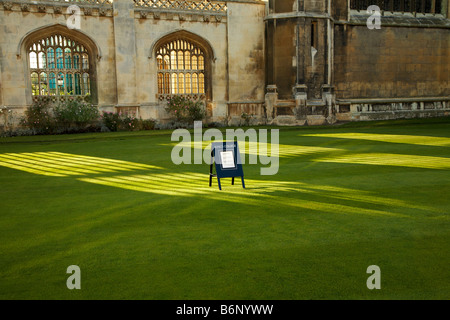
[0, 152, 162, 177]
[314, 153, 450, 170]
[303, 132, 450, 147]
[163, 140, 341, 159]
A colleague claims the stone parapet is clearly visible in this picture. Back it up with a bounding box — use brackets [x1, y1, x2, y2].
[1, 0, 114, 16]
[336, 97, 450, 122]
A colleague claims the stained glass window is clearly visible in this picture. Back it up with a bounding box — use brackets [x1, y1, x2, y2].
[28, 34, 91, 96]
[156, 38, 206, 98]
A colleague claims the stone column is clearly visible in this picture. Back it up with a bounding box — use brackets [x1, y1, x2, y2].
[112, 0, 138, 107]
[322, 84, 336, 124]
[265, 85, 278, 121]
[293, 84, 307, 120]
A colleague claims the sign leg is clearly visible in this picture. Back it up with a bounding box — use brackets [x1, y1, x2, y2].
[209, 156, 214, 187]
[241, 176, 245, 189]
[232, 177, 235, 185]
[218, 178, 222, 191]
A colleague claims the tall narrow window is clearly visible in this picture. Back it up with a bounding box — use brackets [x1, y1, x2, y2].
[66, 73, 73, 95]
[28, 34, 91, 97]
[157, 73, 164, 94]
[311, 21, 318, 49]
[39, 72, 48, 95]
[156, 37, 207, 100]
[74, 73, 81, 95]
[31, 72, 39, 96]
[49, 73, 56, 96]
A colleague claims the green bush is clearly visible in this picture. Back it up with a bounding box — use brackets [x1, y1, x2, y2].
[139, 119, 156, 131]
[20, 102, 156, 136]
[165, 96, 205, 123]
[101, 112, 156, 132]
[20, 101, 56, 135]
[118, 114, 140, 132]
[53, 100, 100, 132]
[101, 112, 121, 132]
[188, 101, 206, 122]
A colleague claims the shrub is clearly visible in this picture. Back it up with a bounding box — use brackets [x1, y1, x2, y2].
[101, 112, 156, 132]
[165, 96, 205, 123]
[53, 100, 100, 132]
[139, 119, 156, 131]
[118, 114, 140, 132]
[101, 112, 121, 132]
[187, 100, 206, 122]
[20, 101, 56, 135]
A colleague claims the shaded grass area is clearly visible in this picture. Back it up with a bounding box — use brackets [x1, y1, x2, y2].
[0, 117, 449, 299]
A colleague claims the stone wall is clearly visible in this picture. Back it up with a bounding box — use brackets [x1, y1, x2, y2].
[334, 24, 450, 100]
[264, 0, 450, 126]
[0, 0, 266, 125]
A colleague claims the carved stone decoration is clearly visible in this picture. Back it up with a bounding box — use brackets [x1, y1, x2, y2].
[139, 11, 148, 19]
[99, 7, 108, 17]
[53, 6, 63, 14]
[153, 12, 160, 19]
[133, 0, 227, 14]
[179, 14, 186, 21]
[3, 2, 13, 11]
[20, 3, 30, 12]
[83, 7, 92, 16]
[203, 15, 210, 22]
[37, 5, 46, 13]
[215, 15, 222, 23]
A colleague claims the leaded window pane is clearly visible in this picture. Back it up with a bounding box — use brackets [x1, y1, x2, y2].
[57, 72, 65, 95]
[30, 52, 38, 69]
[47, 49, 55, 69]
[56, 48, 64, 69]
[31, 72, 39, 96]
[65, 49, 72, 69]
[49, 73, 56, 96]
[39, 72, 48, 96]
[66, 73, 73, 95]
[74, 73, 81, 95]
[38, 52, 46, 69]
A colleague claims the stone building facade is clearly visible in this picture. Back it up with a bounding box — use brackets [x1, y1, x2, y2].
[0, 0, 449, 128]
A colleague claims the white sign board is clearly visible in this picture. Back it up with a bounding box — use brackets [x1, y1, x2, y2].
[220, 151, 235, 169]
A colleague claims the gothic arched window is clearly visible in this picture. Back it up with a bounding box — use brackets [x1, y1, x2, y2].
[155, 37, 209, 100]
[28, 34, 91, 97]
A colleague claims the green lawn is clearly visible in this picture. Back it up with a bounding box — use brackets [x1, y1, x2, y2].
[0, 118, 449, 300]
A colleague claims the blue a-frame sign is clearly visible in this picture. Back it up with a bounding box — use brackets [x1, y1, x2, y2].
[209, 141, 245, 190]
